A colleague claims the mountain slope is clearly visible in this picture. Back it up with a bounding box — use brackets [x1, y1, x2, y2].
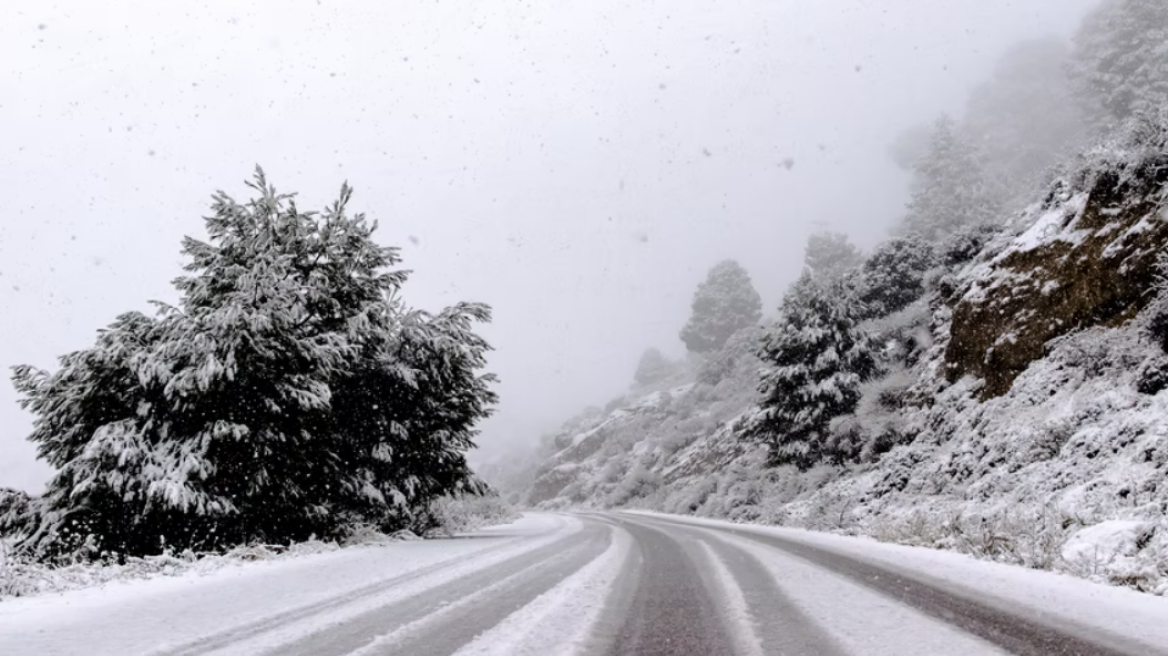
[516, 130, 1168, 596]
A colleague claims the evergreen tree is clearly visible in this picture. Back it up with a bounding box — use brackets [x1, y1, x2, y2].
[856, 235, 937, 320]
[633, 348, 675, 387]
[679, 260, 763, 354]
[803, 231, 862, 281]
[900, 116, 1002, 241]
[1068, 0, 1168, 132]
[748, 275, 879, 469]
[6, 169, 496, 560]
[696, 325, 763, 387]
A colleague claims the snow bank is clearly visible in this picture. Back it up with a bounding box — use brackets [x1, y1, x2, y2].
[0, 514, 572, 656]
[633, 511, 1168, 653]
[1, 494, 519, 601]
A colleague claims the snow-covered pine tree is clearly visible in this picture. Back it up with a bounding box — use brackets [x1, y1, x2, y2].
[633, 348, 675, 387]
[803, 231, 862, 282]
[6, 169, 496, 560]
[900, 116, 1003, 242]
[748, 274, 879, 469]
[695, 325, 763, 388]
[328, 300, 498, 532]
[1068, 0, 1168, 133]
[679, 260, 763, 354]
[856, 235, 937, 320]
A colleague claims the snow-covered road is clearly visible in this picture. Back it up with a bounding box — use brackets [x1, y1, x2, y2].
[3, 512, 1168, 655]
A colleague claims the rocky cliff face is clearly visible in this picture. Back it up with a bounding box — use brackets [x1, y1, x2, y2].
[945, 153, 1168, 398]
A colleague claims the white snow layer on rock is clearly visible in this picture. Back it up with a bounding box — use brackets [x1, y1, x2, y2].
[518, 182, 1168, 595]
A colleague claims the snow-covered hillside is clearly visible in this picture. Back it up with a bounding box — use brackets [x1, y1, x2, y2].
[513, 130, 1168, 596]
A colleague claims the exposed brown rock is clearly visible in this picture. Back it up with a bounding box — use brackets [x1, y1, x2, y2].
[945, 159, 1168, 399]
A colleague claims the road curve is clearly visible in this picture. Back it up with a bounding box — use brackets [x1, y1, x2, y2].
[10, 511, 1168, 656]
[156, 511, 1168, 656]
[269, 519, 612, 656]
[598, 515, 734, 656]
[637, 513, 1145, 656]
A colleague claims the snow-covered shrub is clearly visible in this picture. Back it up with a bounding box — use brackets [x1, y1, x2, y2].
[938, 223, 1000, 268]
[1024, 419, 1077, 463]
[857, 236, 937, 319]
[826, 364, 919, 464]
[1142, 251, 1168, 358]
[662, 475, 718, 515]
[607, 463, 661, 507]
[598, 458, 624, 485]
[1061, 519, 1165, 592]
[793, 477, 868, 532]
[1134, 355, 1168, 395]
[871, 506, 1076, 569]
[0, 489, 31, 534]
[696, 325, 762, 387]
[0, 535, 341, 600]
[419, 494, 519, 537]
[658, 420, 702, 458]
[1051, 327, 1145, 380]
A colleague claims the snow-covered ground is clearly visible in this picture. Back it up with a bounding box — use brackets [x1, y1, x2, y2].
[514, 161, 1168, 596]
[630, 511, 1168, 652]
[5, 511, 1168, 655]
[0, 514, 579, 656]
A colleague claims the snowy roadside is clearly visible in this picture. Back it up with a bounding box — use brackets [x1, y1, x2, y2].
[0, 513, 572, 656]
[0, 536, 358, 600]
[626, 510, 1168, 647]
[0, 495, 518, 601]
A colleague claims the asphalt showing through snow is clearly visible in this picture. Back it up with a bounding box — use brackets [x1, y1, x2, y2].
[78, 512, 1168, 656]
[264, 521, 612, 656]
[601, 516, 734, 656]
[635, 514, 1151, 656]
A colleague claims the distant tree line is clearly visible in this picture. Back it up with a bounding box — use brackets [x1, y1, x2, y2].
[654, 0, 1168, 471]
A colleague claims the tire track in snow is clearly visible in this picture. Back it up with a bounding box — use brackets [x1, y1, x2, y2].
[444, 521, 633, 656]
[276, 520, 612, 656]
[599, 516, 736, 656]
[690, 538, 766, 656]
[693, 534, 848, 656]
[643, 514, 1160, 656]
[625, 514, 1006, 656]
[150, 515, 583, 656]
[624, 513, 849, 656]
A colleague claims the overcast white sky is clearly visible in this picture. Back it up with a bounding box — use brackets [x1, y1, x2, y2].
[0, 0, 1097, 491]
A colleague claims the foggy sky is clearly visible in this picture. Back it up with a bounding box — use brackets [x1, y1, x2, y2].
[0, 0, 1098, 490]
